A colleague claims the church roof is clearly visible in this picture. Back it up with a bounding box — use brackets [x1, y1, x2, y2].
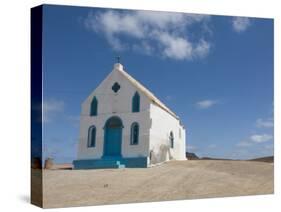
[114, 63, 179, 120]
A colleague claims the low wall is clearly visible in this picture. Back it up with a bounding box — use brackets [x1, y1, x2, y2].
[73, 157, 148, 169]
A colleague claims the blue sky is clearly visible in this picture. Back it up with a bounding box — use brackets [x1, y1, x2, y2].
[42, 5, 273, 163]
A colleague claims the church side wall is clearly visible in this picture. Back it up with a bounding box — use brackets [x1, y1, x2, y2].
[149, 103, 186, 165]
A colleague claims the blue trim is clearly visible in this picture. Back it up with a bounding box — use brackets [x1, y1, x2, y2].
[112, 82, 121, 93]
[90, 96, 98, 116]
[130, 122, 139, 145]
[132, 91, 140, 112]
[87, 126, 96, 147]
[103, 116, 123, 157]
[73, 157, 148, 169]
[170, 131, 174, 148]
[103, 116, 124, 128]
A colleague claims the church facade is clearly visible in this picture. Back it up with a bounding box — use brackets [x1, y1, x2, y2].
[73, 63, 186, 169]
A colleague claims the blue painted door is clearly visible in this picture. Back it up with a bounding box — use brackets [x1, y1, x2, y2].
[104, 128, 122, 156]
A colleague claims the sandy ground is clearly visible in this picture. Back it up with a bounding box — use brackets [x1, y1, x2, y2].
[41, 160, 274, 208]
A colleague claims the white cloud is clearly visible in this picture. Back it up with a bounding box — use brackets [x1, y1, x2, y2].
[250, 134, 273, 143]
[157, 32, 193, 60]
[165, 95, 172, 101]
[187, 145, 197, 151]
[132, 41, 154, 55]
[237, 141, 252, 147]
[196, 99, 218, 109]
[66, 115, 80, 127]
[43, 99, 64, 123]
[193, 39, 211, 58]
[208, 144, 217, 149]
[256, 118, 274, 128]
[264, 144, 273, 150]
[232, 17, 251, 32]
[85, 10, 211, 60]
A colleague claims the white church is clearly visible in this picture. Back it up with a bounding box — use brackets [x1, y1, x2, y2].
[73, 62, 186, 169]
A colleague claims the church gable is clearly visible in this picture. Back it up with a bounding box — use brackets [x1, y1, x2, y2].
[82, 63, 179, 119]
[81, 63, 151, 116]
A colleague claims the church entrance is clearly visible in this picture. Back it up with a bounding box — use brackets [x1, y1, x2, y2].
[103, 116, 123, 157]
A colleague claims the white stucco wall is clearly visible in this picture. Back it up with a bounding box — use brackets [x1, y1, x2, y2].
[149, 103, 186, 164]
[77, 63, 187, 166]
[77, 64, 151, 160]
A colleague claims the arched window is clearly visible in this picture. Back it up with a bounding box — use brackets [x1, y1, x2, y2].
[130, 122, 139, 145]
[169, 131, 174, 148]
[90, 96, 98, 116]
[132, 92, 140, 112]
[88, 126, 96, 147]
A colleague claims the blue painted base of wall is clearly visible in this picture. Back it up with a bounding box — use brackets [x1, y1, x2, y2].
[73, 157, 148, 169]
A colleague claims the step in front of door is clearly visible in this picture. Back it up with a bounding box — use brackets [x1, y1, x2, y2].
[73, 159, 126, 169]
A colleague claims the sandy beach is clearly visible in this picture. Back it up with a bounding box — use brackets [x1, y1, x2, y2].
[40, 160, 273, 208]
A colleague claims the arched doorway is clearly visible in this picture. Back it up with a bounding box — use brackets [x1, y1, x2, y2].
[103, 116, 123, 157]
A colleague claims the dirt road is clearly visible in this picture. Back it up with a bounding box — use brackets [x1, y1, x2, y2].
[42, 160, 273, 208]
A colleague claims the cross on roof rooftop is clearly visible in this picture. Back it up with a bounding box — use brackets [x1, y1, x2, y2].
[116, 56, 121, 63]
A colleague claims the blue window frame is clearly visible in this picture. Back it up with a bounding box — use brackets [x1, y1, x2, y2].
[169, 131, 174, 148]
[90, 96, 98, 116]
[88, 126, 96, 147]
[130, 122, 139, 145]
[132, 91, 140, 112]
